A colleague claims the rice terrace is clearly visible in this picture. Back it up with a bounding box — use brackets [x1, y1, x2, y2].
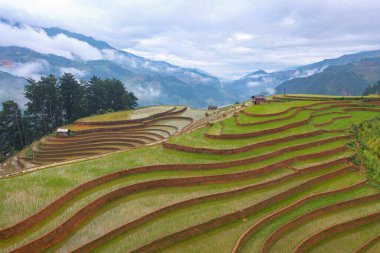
[0, 94, 380, 253]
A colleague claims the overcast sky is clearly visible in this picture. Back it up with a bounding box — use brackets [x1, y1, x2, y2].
[0, 0, 380, 79]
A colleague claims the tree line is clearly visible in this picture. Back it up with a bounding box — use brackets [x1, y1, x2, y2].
[0, 73, 137, 162]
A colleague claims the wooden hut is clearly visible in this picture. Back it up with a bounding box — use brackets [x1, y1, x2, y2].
[251, 95, 266, 105]
[56, 128, 72, 137]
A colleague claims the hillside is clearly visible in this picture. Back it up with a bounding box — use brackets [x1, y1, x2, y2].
[226, 50, 380, 100]
[0, 20, 230, 107]
[3, 19, 380, 107]
[275, 57, 380, 96]
[1, 95, 380, 252]
[0, 105, 209, 175]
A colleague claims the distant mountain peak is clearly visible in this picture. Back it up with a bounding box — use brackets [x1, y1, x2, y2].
[0, 17, 23, 28]
[43, 27, 114, 50]
[244, 69, 268, 79]
[0, 19, 231, 107]
[252, 69, 267, 75]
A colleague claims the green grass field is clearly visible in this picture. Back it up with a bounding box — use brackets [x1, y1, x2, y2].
[77, 105, 176, 122]
[1, 106, 205, 175]
[1, 95, 380, 253]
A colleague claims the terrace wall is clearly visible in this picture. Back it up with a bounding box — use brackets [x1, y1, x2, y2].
[261, 194, 380, 253]
[1, 140, 347, 240]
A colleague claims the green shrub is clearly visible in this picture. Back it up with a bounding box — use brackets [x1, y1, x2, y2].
[349, 116, 380, 187]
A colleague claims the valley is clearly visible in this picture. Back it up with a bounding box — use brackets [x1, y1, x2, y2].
[1, 95, 380, 253]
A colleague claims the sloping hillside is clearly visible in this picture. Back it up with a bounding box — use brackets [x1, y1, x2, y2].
[226, 50, 380, 100]
[0, 105, 207, 176]
[0, 20, 230, 107]
[275, 57, 380, 96]
[1, 96, 380, 253]
[3, 19, 380, 107]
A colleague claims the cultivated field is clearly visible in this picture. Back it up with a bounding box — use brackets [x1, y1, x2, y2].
[1, 95, 380, 253]
[0, 105, 206, 176]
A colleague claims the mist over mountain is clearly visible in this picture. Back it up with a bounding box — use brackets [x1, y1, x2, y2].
[0, 19, 230, 108]
[1, 18, 380, 107]
[275, 57, 380, 95]
[225, 50, 380, 100]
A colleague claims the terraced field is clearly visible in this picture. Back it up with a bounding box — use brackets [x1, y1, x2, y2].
[1, 97, 380, 253]
[0, 105, 206, 176]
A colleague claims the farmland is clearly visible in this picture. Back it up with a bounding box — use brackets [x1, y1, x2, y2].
[1, 95, 380, 253]
[0, 105, 205, 176]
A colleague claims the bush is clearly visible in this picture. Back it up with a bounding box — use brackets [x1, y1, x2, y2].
[349, 116, 380, 187]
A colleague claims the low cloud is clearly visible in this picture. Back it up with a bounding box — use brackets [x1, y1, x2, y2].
[128, 84, 161, 102]
[165, 67, 177, 73]
[292, 66, 328, 78]
[187, 72, 212, 84]
[102, 49, 127, 64]
[246, 81, 261, 87]
[1, 0, 380, 79]
[142, 61, 159, 72]
[265, 87, 275, 94]
[0, 22, 104, 61]
[0, 59, 49, 79]
[59, 67, 86, 77]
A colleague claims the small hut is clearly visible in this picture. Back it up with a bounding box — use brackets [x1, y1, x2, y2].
[56, 128, 72, 137]
[251, 95, 266, 105]
[208, 105, 218, 110]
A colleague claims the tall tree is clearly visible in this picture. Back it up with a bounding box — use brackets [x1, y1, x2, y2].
[0, 100, 27, 160]
[86, 76, 107, 114]
[124, 91, 138, 109]
[1, 73, 138, 161]
[59, 73, 86, 122]
[85, 76, 137, 113]
[24, 75, 63, 135]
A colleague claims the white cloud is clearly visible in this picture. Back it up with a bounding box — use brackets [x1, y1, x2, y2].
[292, 65, 328, 78]
[279, 16, 297, 27]
[0, 88, 27, 108]
[1, 0, 380, 79]
[0, 22, 103, 61]
[228, 32, 256, 42]
[142, 61, 159, 72]
[102, 49, 127, 63]
[186, 72, 212, 83]
[59, 67, 86, 77]
[129, 84, 161, 102]
[265, 87, 275, 94]
[0, 59, 49, 79]
[165, 67, 177, 73]
[125, 49, 212, 70]
[246, 81, 261, 87]
[262, 77, 274, 83]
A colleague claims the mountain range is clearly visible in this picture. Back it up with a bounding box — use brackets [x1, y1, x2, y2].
[1, 18, 380, 108]
[275, 56, 380, 95]
[229, 50, 380, 100]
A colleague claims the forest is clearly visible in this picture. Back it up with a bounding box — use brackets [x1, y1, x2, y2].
[0, 73, 138, 162]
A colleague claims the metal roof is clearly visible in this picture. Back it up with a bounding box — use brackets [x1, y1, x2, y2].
[56, 128, 69, 133]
